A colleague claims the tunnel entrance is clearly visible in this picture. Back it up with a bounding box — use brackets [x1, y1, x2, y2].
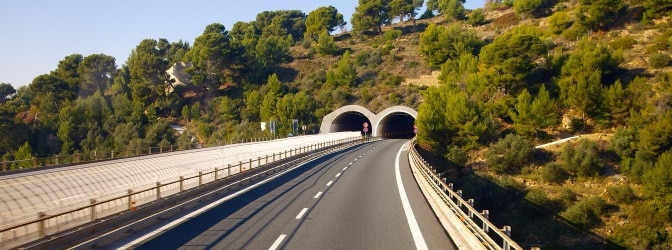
[329, 111, 372, 135]
[377, 112, 416, 139]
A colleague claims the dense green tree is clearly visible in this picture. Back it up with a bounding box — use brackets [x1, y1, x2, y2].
[419, 23, 482, 67]
[439, 53, 479, 86]
[389, 0, 423, 23]
[52, 54, 83, 94]
[218, 96, 237, 123]
[438, 0, 466, 20]
[352, 0, 391, 35]
[644, 150, 672, 199]
[126, 39, 169, 105]
[255, 34, 294, 67]
[304, 6, 347, 41]
[77, 54, 116, 98]
[184, 23, 234, 91]
[576, 0, 626, 31]
[530, 85, 560, 130]
[326, 51, 357, 87]
[255, 10, 306, 41]
[479, 26, 547, 94]
[548, 11, 573, 35]
[558, 39, 622, 122]
[468, 8, 487, 26]
[511, 89, 536, 136]
[514, 0, 552, 18]
[260, 74, 285, 122]
[0, 83, 16, 103]
[603, 80, 630, 126]
[0, 109, 28, 157]
[242, 90, 262, 122]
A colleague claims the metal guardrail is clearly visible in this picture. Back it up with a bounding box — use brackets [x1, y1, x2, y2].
[1, 136, 275, 172]
[0, 136, 370, 249]
[408, 138, 523, 250]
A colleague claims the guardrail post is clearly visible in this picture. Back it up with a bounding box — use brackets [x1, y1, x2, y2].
[179, 176, 184, 191]
[90, 199, 97, 221]
[2, 161, 6, 171]
[32, 157, 37, 168]
[228, 164, 231, 177]
[38, 212, 46, 237]
[258, 157, 261, 167]
[54, 155, 59, 165]
[502, 226, 512, 249]
[198, 171, 203, 186]
[160, 146, 163, 153]
[468, 199, 475, 217]
[248, 159, 252, 170]
[239, 161, 243, 172]
[128, 189, 134, 210]
[214, 167, 219, 180]
[156, 182, 161, 199]
[265, 155, 269, 165]
[482, 210, 490, 232]
[273, 153, 276, 161]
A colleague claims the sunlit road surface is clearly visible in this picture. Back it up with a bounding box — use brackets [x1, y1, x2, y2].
[115, 140, 455, 250]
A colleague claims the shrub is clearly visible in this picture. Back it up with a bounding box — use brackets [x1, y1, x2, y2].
[561, 196, 607, 227]
[558, 187, 576, 208]
[548, 11, 572, 35]
[525, 189, 552, 209]
[446, 146, 469, 165]
[468, 8, 487, 26]
[610, 36, 637, 50]
[561, 139, 602, 178]
[541, 162, 567, 184]
[606, 184, 636, 204]
[485, 134, 535, 174]
[649, 53, 671, 68]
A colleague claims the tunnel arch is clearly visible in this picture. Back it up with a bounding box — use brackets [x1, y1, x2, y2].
[373, 106, 418, 138]
[319, 105, 418, 138]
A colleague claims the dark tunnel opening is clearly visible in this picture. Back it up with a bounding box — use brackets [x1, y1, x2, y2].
[329, 112, 372, 135]
[378, 113, 416, 139]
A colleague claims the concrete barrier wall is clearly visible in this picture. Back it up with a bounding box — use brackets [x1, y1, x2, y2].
[0, 132, 360, 230]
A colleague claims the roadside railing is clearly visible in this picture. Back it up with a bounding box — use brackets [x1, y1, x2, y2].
[408, 138, 523, 250]
[0, 136, 276, 172]
[0, 136, 372, 249]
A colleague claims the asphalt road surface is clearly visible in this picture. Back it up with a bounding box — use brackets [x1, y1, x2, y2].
[115, 139, 455, 250]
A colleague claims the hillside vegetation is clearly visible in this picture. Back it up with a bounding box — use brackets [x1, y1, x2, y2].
[1, 0, 672, 248]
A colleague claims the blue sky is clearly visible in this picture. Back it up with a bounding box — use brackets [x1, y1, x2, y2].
[0, 0, 484, 89]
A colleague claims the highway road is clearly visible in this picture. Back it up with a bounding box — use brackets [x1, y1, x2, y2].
[113, 139, 455, 249]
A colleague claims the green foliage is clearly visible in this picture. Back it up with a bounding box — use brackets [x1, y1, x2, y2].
[352, 0, 390, 35]
[326, 51, 357, 87]
[256, 34, 294, 67]
[643, 0, 672, 21]
[547, 11, 573, 35]
[610, 224, 669, 250]
[0, 83, 16, 103]
[576, 0, 626, 31]
[315, 31, 340, 56]
[446, 146, 469, 165]
[610, 36, 637, 50]
[644, 150, 672, 199]
[479, 25, 547, 94]
[561, 196, 607, 227]
[304, 6, 346, 41]
[513, 0, 547, 17]
[650, 53, 671, 68]
[439, 0, 466, 20]
[485, 134, 535, 174]
[603, 80, 630, 126]
[541, 163, 568, 184]
[389, 0, 423, 22]
[419, 23, 482, 67]
[468, 8, 487, 27]
[606, 184, 636, 204]
[12, 142, 33, 169]
[561, 139, 602, 178]
[558, 187, 577, 208]
[525, 188, 553, 210]
[610, 127, 636, 160]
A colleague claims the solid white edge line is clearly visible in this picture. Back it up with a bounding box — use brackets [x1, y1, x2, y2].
[343, 167, 348, 171]
[326, 181, 333, 186]
[335, 173, 341, 178]
[314, 191, 323, 199]
[296, 208, 309, 219]
[269, 234, 286, 250]
[396, 142, 428, 250]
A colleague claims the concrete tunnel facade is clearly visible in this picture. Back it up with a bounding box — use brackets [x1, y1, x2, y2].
[319, 105, 418, 138]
